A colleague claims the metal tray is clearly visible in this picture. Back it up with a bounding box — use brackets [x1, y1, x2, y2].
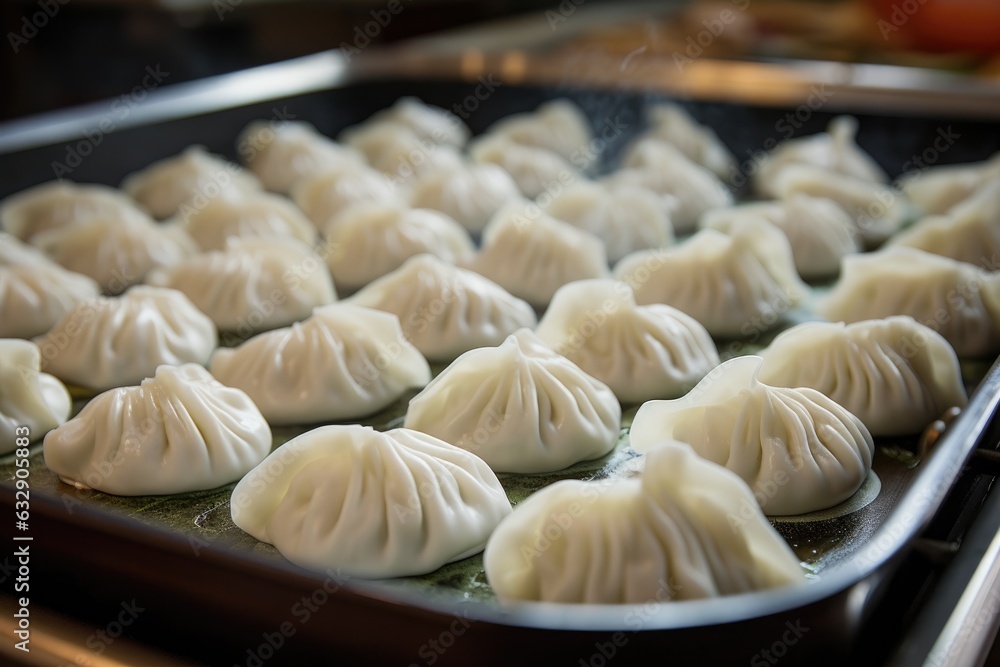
[2, 43, 1000, 667]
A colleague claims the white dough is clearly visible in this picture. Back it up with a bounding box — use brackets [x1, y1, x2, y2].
[542, 180, 674, 264]
[408, 163, 521, 235]
[483, 440, 803, 604]
[470, 201, 609, 307]
[630, 356, 874, 515]
[759, 317, 967, 437]
[642, 103, 735, 178]
[210, 303, 430, 425]
[349, 254, 537, 362]
[816, 247, 1000, 358]
[322, 203, 474, 293]
[34, 286, 218, 392]
[230, 424, 511, 578]
[469, 134, 585, 199]
[43, 364, 271, 495]
[292, 163, 401, 230]
[121, 146, 262, 219]
[613, 218, 808, 338]
[896, 153, 1000, 215]
[535, 280, 719, 404]
[340, 97, 470, 149]
[146, 238, 336, 334]
[483, 99, 594, 167]
[0, 181, 148, 241]
[342, 123, 465, 189]
[0, 233, 100, 339]
[700, 194, 860, 280]
[237, 119, 364, 194]
[174, 190, 316, 251]
[404, 329, 621, 473]
[0, 339, 72, 450]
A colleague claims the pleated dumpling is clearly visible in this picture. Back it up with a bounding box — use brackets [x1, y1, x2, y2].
[175, 190, 316, 251]
[291, 163, 400, 230]
[542, 180, 674, 264]
[210, 303, 430, 425]
[349, 254, 537, 362]
[404, 329, 621, 473]
[700, 194, 859, 280]
[0, 234, 100, 339]
[758, 317, 967, 437]
[43, 364, 271, 495]
[230, 424, 511, 578]
[145, 238, 336, 336]
[237, 119, 364, 194]
[341, 96, 470, 149]
[889, 180, 1000, 270]
[630, 356, 874, 515]
[640, 103, 735, 178]
[31, 212, 198, 294]
[0, 339, 72, 450]
[615, 139, 734, 233]
[483, 99, 594, 167]
[468, 134, 585, 199]
[755, 116, 888, 197]
[484, 440, 804, 604]
[0, 181, 148, 241]
[535, 280, 719, 404]
[341, 123, 465, 188]
[408, 163, 521, 234]
[896, 152, 1000, 215]
[470, 201, 609, 308]
[34, 286, 218, 392]
[613, 218, 808, 339]
[322, 203, 474, 293]
[121, 146, 262, 220]
[816, 247, 1000, 358]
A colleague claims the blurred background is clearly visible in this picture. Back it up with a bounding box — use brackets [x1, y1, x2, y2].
[2, 0, 1000, 121]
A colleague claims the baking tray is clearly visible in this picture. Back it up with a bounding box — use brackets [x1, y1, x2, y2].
[2, 46, 1000, 666]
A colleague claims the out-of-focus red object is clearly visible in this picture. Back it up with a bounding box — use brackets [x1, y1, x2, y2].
[868, 0, 1000, 54]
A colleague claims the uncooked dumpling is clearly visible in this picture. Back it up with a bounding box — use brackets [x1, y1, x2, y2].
[408, 163, 521, 235]
[292, 163, 401, 230]
[0, 339, 72, 450]
[641, 103, 735, 178]
[174, 190, 316, 251]
[469, 134, 585, 199]
[896, 153, 1000, 216]
[0, 181, 147, 241]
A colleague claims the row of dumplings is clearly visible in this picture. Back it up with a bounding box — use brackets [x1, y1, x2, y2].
[2, 97, 997, 607]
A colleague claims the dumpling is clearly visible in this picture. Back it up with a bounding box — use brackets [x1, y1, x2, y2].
[755, 116, 888, 198]
[542, 180, 674, 264]
[291, 163, 400, 230]
[348, 254, 537, 362]
[768, 164, 907, 248]
[0, 181, 147, 241]
[484, 440, 803, 604]
[230, 424, 511, 578]
[896, 153, 1000, 215]
[237, 119, 364, 194]
[31, 212, 198, 293]
[341, 96, 470, 149]
[483, 99, 594, 167]
[758, 317, 967, 437]
[468, 134, 585, 199]
[145, 238, 337, 336]
[408, 163, 521, 234]
[816, 247, 1000, 358]
[0, 339, 72, 450]
[641, 103, 735, 178]
[535, 280, 719, 404]
[210, 303, 430, 425]
[341, 123, 465, 188]
[630, 356, 874, 515]
[614, 140, 734, 233]
[0, 233, 100, 338]
[34, 286, 218, 392]
[700, 194, 859, 280]
[613, 218, 808, 339]
[404, 329, 621, 473]
[321, 203, 474, 293]
[43, 364, 271, 495]
[470, 201, 609, 308]
[889, 181, 1000, 270]
[174, 190, 316, 251]
[121, 146, 262, 220]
